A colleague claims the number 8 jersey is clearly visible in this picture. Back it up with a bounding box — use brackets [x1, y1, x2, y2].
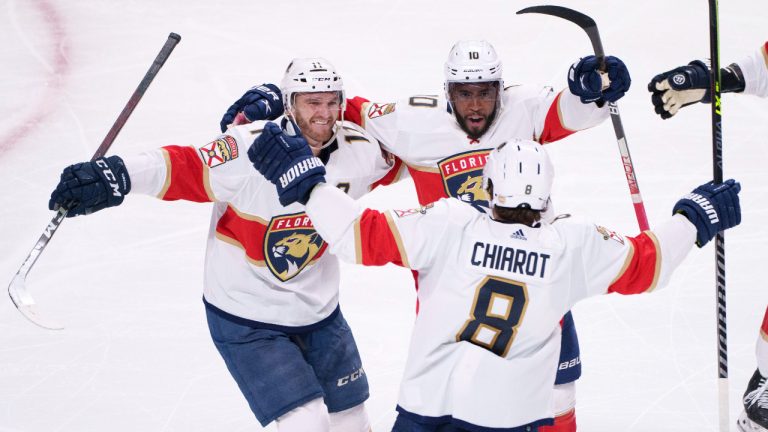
[305, 184, 698, 430]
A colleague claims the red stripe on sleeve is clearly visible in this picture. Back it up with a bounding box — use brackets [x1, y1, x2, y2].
[608, 233, 659, 295]
[215, 205, 267, 262]
[371, 156, 405, 190]
[761, 306, 768, 335]
[539, 92, 577, 144]
[344, 96, 371, 127]
[358, 209, 406, 267]
[161, 145, 212, 202]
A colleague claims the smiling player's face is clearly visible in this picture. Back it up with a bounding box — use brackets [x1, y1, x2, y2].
[291, 92, 341, 153]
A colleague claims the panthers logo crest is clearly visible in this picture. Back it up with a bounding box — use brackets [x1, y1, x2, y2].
[438, 150, 491, 207]
[264, 213, 326, 281]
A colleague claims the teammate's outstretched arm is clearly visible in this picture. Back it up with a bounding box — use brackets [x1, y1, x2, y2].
[647, 41, 768, 119]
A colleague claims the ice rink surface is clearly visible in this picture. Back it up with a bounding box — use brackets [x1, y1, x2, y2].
[1, 0, 767, 430]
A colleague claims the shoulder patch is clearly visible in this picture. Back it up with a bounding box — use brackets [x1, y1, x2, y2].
[595, 225, 625, 245]
[367, 102, 396, 119]
[394, 203, 434, 218]
[198, 135, 239, 168]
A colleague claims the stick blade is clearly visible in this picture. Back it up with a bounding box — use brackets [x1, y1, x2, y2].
[8, 273, 64, 330]
[516, 5, 596, 29]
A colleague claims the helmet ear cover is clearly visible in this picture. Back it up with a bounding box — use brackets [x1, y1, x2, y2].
[482, 139, 554, 211]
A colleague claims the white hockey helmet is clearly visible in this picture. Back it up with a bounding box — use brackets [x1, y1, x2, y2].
[483, 139, 554, 210]
[280, 57, 346, 113]
[444, 40, 504, 105]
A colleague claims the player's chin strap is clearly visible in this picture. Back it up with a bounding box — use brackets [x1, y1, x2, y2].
[281, 115, 341, 151]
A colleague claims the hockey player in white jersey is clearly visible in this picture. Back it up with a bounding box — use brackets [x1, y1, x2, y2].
[221, 40, 632, 431]
[649, 41, 768, 432]
[47, 58, 392, 432]
[248, 131, 742, 431]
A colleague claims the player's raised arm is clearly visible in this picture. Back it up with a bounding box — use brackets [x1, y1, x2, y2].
[647, 41, 768, 119]
[574, 178, 741, 301]
[530, 53, 630, 144]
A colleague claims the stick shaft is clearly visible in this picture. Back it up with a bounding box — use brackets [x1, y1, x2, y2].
[8, 33, 181, 329]
[708, 0, 728, 429]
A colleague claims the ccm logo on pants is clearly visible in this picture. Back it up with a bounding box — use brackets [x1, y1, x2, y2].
[337, 367, 366, 387]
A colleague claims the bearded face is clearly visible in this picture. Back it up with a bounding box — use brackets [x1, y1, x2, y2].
[449, 82, 500, 139]
[289, 92, 342, 152]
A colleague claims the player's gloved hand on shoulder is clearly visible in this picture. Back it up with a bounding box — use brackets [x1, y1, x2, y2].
[568, 55, 631, 104]
[673, 179, 741, 247]
[49, 155, 131, 217]
[249, 122, 326, 206]
[647, 60, 711, 119]
[219, 84, 284, 132]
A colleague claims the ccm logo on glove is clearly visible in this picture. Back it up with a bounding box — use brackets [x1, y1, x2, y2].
[95, 159, 125, 197]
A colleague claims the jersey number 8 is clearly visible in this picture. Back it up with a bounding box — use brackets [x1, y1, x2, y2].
[456, 276, 529, 357]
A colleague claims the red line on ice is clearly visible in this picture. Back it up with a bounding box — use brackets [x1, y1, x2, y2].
[0, 0, 69, 151]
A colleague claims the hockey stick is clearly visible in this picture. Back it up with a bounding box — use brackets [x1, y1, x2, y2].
[707, 1, 729, 430]
[516, 5, 650, 232]
[7, 32, 182, 330]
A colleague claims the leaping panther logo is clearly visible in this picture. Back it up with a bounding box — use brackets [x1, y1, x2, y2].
[272, 232, 322, 280]
[264, 213, 326, 281]
[438, 150, 491, 207]
[456, 175, 489, 203]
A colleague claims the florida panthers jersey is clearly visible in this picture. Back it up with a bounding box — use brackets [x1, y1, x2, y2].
[305, 184, 697, 429]
[122, 120, 391, 328]
[740, 41, 768, 97]
[344, 86, 609, 206]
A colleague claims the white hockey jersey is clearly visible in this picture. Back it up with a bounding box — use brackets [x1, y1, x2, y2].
[344, 86, 608, 206]
[305, 184, 697, 429]
[122, 120, 391, 328]
[739, 41, 768, 98]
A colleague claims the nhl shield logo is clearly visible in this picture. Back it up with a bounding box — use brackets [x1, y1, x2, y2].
[438, 150, 491, 207]
[264, 212, 326, 281]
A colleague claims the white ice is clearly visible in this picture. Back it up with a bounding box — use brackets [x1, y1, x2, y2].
[1, 0, 767, 430]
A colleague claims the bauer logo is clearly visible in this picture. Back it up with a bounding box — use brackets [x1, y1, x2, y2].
[264, 212, 326, 281]
[367, 103, 396, 119]
[198, 135, 239, 168]
[438, 150, 491, 207]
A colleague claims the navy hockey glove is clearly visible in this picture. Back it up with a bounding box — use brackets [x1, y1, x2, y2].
[648, 60, 710, 119]
[568, 55, 631, 104]
[249, 122, 326, 206]
[49, 155, 131, 217]
[219, 84, 283, 132]
[673, 179, 741, 247]
[602, 56, 631, 103]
